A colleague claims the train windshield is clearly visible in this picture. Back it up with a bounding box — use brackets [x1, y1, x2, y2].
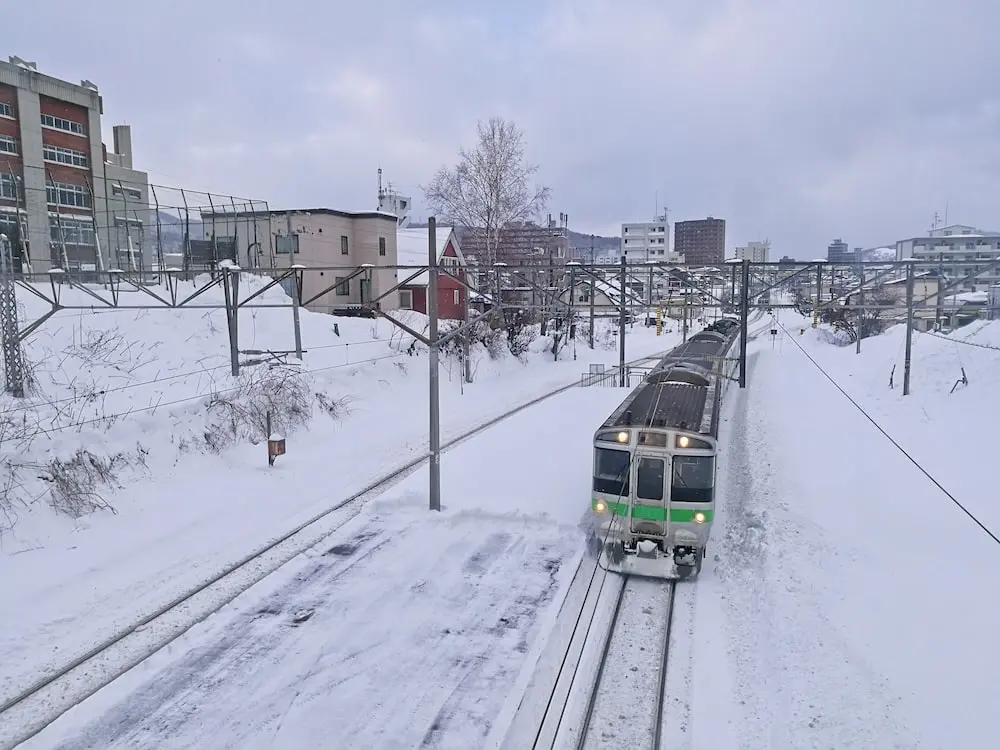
[594, 448, 630, 495]
[671, 456, 714, 503]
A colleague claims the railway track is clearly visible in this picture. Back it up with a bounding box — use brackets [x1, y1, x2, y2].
[0, 350, 671, 750]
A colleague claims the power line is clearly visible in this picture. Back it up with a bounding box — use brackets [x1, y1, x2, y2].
[777, 319, 1000, 548]
[0, 350, 408, 442]
[0, 337, 412, 416]
[920, 329, 1000, 352]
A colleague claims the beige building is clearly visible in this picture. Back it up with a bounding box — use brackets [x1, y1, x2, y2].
[199, 208, 400, 313]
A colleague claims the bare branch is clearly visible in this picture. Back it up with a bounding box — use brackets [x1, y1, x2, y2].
[423, 117, 550, 271]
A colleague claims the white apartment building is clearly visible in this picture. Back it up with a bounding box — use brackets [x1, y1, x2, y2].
[198, 207, 400, 313]
[896, 224, 1000, 291]
[621, 216, 683, 263]
[734, 240, 770, 263]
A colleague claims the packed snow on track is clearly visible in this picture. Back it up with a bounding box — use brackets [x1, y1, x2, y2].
[20, 387, 632, 750]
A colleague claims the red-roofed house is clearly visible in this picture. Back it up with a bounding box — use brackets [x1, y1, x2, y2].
[395, 226, 469, 320]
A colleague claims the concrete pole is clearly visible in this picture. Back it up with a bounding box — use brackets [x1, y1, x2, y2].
[903, 260, 915, 396]
[856, 266, 864, 354]
[619, 255, 627, 387]
[428, 217, 442, 510]
[739, 259, 750, 388]
[287, 214, 303, 359]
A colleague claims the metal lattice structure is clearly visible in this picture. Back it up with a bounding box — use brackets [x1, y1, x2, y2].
[0, 233, 25, 397]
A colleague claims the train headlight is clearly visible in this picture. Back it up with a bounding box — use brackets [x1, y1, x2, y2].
[693, 512, 707, 524]
[678, 435, 690, 448]
[594, 501, 607, 513]
[616, 431, 628, 443]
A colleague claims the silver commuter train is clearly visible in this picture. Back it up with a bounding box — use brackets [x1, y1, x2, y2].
[589, 318, 742, 579]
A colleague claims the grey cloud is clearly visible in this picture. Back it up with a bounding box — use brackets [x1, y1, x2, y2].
[10, 0, 1000, 254]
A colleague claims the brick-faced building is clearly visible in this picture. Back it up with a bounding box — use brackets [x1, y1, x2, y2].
[674, 217, 726, 266]
[0, 56, 149, 273]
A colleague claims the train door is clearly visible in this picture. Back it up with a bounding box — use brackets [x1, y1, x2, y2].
[630, 452, 668, 536]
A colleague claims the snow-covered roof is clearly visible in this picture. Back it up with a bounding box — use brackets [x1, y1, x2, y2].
[566, 276, 644, 307]
[395, 227, 462, 286]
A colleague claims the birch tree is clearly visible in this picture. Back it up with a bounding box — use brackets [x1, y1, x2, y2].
[423, 117, 551, 280]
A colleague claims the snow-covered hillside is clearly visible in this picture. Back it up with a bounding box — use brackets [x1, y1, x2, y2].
[0, 272, 677, 712]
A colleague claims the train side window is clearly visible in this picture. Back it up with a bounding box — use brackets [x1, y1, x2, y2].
[636, 457, 664, 501]
[594, 448, 630, 495]
[671, 456, 715, 503]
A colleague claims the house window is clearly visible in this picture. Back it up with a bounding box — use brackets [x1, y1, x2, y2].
[399, 289, 413, 309]
[43, 144, 88, 168]
[341, 235, 349, 255]
[46, 181, 91, 208]
[41, 113, 86, 135]
[0, 135, 17, 155]
[335, 276, 349, 296]
[453, 289, 460, 305]
[379, 236, 386, 256]
[0, 103, 12, 119]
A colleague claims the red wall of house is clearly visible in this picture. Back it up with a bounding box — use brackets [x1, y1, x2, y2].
[404, 239, 467, 320]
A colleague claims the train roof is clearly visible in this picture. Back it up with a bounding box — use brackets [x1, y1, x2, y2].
[600, 325, 739, 436]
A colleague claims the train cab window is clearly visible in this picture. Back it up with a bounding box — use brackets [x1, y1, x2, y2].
[636, 457, 665, 501]
[594, 448, 630, 495]
[671, 456, 715, 503]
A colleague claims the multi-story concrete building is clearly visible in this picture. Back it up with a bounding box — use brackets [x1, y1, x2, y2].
[198, 207, 400, 313]
[673, 217, 725, 265]
[0, 56, 149, 273]
[621, 216, 681, 263]
[826, 238, 856, 264]
[895, 224, 1000, 291]
[734, 240, 770, 263]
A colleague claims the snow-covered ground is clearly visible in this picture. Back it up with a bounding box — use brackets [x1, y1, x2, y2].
[0, 272, 681, 717]
[11, 289, 996, 749]
[664, 313, 1000, 748]
[21, 387, 634, 750]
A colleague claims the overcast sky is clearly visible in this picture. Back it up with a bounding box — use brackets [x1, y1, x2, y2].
[10, 0, 1000, 257]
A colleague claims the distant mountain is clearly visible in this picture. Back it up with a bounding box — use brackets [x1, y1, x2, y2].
[567, 229, 620, 251]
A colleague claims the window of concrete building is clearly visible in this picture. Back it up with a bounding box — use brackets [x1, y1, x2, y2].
[341, 235, 348, 254]
[399, 289, 412, 309]
[336, 277, 350, 296]
[0, 135, 17, 155]
[41, 113, 86, 136]
[379, 236, 386, 256]
[46, 181, 91, 208]
[0, 173, 20, 201]
[43, 144, 88, 168]
[111, 183, 142, 200]
[0, 103, 12, 119]
[49, 216, 95, 246]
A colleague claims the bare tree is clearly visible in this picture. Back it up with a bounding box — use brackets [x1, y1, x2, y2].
[423, 117, 550, 292]
[824, 283, 897, 342]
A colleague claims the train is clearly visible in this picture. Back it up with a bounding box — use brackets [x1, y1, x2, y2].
[588, 318, 742, 579]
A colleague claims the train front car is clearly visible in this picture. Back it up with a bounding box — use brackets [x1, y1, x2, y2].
[589, 321, 740, 580]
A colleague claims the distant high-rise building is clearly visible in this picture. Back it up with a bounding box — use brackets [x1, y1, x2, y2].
[674, 217, 725, 265]
[621, 215, 682, 263]
[734, 240, 770, 263]
[826, 238, 856, 263]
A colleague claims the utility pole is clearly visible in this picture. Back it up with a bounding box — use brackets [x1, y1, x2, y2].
[739, 258, 750, 388]
[903, 259, 915, 396]
[589, 275, 595, 349]
[856, 266, 864, 355]
[619, 255, 627, 386]
[0, 233, 25, 397]
[222, 265, 240, 376]
[286, 214, 303, 359]
[428, 218, 442, 511]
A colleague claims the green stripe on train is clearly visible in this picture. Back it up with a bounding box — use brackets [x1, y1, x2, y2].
[593, 499, 713, 523]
